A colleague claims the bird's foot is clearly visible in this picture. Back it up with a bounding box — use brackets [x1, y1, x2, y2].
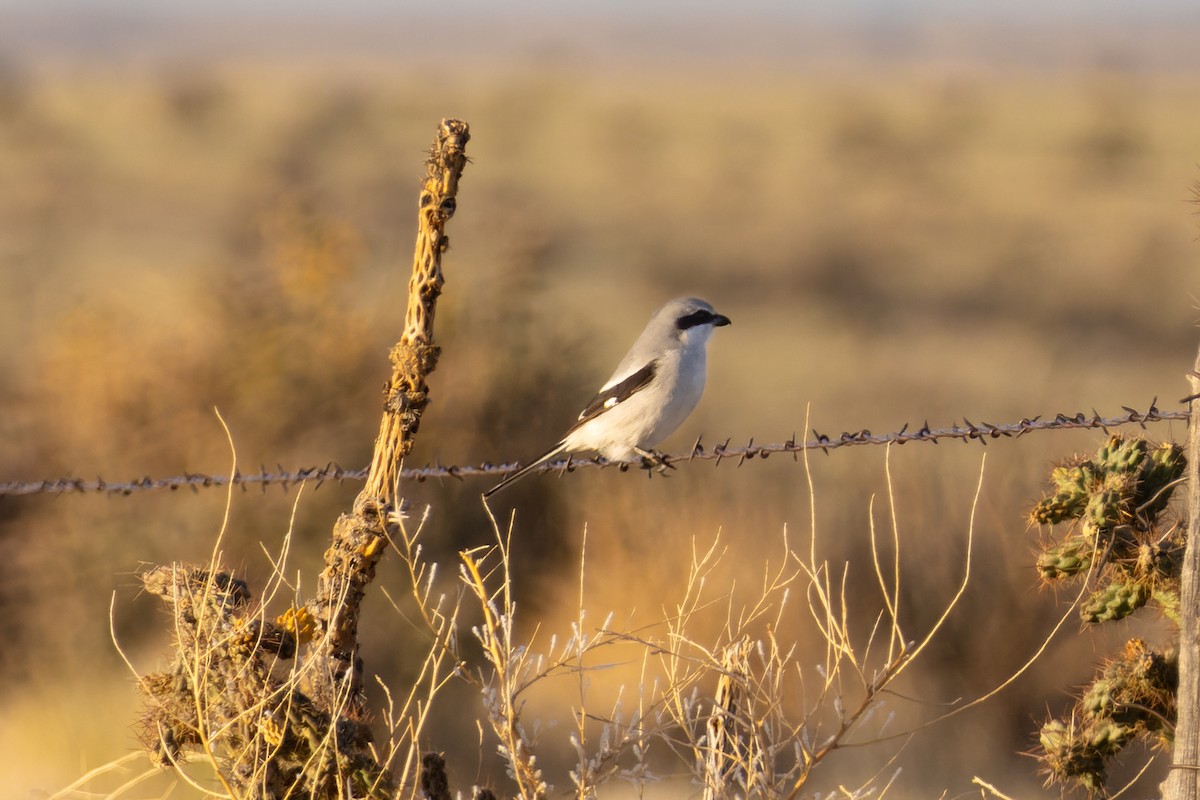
[635, 448, 675, 474]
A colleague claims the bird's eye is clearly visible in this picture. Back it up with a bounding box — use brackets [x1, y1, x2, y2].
[675, 310, 713, 330]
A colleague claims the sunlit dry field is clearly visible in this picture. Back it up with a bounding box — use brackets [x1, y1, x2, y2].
[2, 46, 1200, 797]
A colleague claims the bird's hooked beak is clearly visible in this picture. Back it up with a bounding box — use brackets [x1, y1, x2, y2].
[713, 313, 731, 327]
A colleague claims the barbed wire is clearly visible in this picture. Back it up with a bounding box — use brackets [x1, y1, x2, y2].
[0, 400, 1189, 498]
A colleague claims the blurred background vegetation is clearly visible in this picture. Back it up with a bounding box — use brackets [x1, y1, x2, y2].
[2, 1, 1200, 796]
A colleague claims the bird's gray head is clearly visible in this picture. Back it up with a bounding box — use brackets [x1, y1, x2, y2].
[655, 297, 731, 343]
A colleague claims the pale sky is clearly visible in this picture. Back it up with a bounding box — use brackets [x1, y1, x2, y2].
[2, 0, 1198, 71]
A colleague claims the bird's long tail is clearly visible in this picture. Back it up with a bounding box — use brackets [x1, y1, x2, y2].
[483, 442, 569, 498]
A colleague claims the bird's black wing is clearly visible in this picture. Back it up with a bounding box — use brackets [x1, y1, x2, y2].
[567, 361, 657, 433]
[484, 361, 658, 498]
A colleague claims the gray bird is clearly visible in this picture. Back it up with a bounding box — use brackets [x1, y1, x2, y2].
[485, 296, 730, 497]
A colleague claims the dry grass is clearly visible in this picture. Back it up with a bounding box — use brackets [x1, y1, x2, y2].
[66, 437, 990, 799]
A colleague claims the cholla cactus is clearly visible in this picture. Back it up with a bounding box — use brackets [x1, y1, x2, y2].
[1030, 462, 1095, 525]
[1038, 717, 1123, 795]
[1079, 580, 1151, 624]
[1028, 435, 1185, 796]
[1038, 640, 1177, 794]
[1036, 539, 1093, 579]
[1029, 435, 1184, 620]
[1030, 436, 1182, 532]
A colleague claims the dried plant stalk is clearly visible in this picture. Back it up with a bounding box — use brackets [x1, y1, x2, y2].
[127, 119, 472, 800]
[303, 117, 470, 715]
[703, 639, 758, 800]
[365, 118, 471, 503]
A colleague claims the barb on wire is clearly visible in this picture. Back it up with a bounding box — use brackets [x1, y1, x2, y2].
[0, 463, 370, 497]
[1, 401, 1188, 498]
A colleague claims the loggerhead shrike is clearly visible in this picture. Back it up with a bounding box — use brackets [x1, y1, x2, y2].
[484, 296, 730, 497]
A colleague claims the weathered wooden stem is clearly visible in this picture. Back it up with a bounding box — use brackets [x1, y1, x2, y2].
[1164, 345, 1200, 800]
